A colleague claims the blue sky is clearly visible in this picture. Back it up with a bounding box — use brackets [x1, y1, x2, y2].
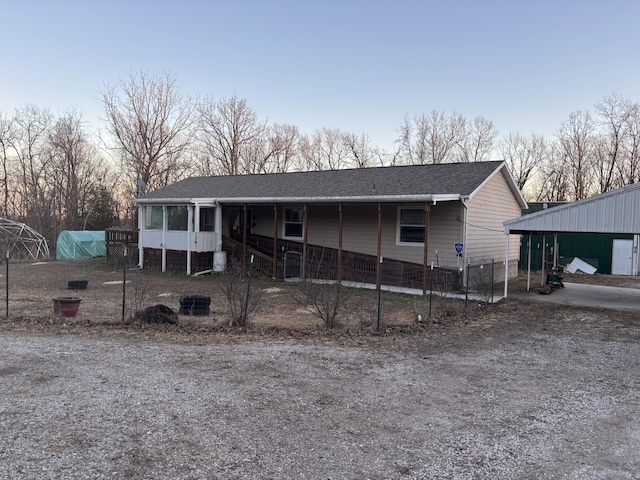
[1, 0, 639, 152]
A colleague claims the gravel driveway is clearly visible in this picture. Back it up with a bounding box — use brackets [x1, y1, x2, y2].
[1, 302, 639, 479]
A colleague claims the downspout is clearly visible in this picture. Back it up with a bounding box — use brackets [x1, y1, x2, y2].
[461, 198, 469, 288]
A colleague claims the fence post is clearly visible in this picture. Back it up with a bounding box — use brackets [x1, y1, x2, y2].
[428, 262, 433, 318]
[464, 261, 470, 309]
[242, 255, 254, 328]
[5, 250, 9, 318]
[122, 244, 127, 322]
[377, 256, 383, 331]
[491, 259, 495, 303]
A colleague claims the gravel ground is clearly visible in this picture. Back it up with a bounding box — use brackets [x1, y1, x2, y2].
[1, 301, 639, 479]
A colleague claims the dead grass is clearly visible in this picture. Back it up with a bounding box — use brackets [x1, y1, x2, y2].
[0, 257, 472, 336]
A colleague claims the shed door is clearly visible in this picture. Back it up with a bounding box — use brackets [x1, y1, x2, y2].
[612, 239, 633, 275]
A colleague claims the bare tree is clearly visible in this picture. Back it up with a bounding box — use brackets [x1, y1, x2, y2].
[299, 128, 350, 171]
[557, 111, 596, 200]
[533, 141, 571, 201]
[197, 95, 265, 175]
[48, 111, 111, 231]
[101, 71, 197, 202]
[396, 111, 465, 164]
[239, 123, 300, 174]
[6, 104, 54, 236]
[593, 94, 630, 193]
[499, 132, 548, 193]
[342, 131, 378, 168]
[0, 111, 15, 218]
[620, 100, 640, 185]
[457, 116, 498, 162]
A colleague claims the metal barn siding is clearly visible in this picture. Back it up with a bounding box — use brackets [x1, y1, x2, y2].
[504, 182, 640, 235]
[518, 233, 634, 274]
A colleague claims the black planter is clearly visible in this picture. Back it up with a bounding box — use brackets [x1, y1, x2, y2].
[179, 295, 211, 316]
[68, 280, 88, 290]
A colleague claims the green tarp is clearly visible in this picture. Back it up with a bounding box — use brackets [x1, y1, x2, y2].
[56, 231, 105, 260]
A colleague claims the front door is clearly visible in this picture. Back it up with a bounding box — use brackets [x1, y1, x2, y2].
[611, 239, 633, 275]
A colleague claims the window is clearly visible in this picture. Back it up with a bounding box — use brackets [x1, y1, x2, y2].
[167, 206, 188, 231]
[144, 206, 163, 230]
[398, 208, 424, 244]
[284, 207, 304, 238]
[199, 207, 215, 232]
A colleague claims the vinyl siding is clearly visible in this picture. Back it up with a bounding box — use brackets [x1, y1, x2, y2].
[465, 171, 521, 264]
[249, 202, 465, 266]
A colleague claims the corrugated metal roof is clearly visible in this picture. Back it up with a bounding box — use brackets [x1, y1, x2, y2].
[504, 182, 640, 234]
[136, 161, 527, 206]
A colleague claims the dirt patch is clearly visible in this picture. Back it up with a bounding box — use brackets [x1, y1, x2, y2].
[1, 301, 639, 478]
[1, 259, 639, 478]
[0, 258, 473, 335]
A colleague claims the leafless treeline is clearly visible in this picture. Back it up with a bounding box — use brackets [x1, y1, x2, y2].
[1, 71, 639, 247]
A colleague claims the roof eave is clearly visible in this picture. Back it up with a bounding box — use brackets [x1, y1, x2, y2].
[135, 194, 465, 205]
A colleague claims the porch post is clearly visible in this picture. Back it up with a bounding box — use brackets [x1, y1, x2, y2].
[242, 204, 248, 270]
[540, 233, 546, 287]
[214, 205, 222, 251]
[423, 202, 431, 295]
[303, 204, 308, 280]
[186, 206, 193, 275]
[504, 235, 510, 297]
[338, 203, 343, 283]
[137, 205, 144, 268]
[273, 204, 278, 278]
[527, 233, 532, 291]
[376, 202, 382, 290]
[161, 205, 166, 272]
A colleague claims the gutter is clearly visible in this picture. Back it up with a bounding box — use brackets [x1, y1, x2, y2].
[135, 194, 463, 205]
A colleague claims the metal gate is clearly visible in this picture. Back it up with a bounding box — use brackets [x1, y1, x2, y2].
[283, 251, 303, 280]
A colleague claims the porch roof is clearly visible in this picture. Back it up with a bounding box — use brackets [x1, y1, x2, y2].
[135, 160, 526, 207]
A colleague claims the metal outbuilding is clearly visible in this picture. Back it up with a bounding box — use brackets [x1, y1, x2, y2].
[503, 182, 640, 295]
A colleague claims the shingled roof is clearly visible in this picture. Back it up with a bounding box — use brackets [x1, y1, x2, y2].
[137, 160, 524, 205]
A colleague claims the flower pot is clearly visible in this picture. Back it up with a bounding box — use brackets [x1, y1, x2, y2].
[53, 297, 82, 317]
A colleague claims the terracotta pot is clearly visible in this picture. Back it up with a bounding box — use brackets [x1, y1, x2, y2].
[52, 297, 83, 317]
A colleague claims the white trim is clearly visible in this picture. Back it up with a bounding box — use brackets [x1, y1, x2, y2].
[395, 206, 425, 247]
[135, 194, 462, 205]
[282, 205, 304, 240]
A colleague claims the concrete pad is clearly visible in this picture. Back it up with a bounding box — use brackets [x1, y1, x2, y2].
[510, 282, 640, 312]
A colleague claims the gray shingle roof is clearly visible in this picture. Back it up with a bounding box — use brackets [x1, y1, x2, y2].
[138, 161, 508, 203]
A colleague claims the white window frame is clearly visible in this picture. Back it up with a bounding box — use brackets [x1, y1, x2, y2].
[396, 206, 425, 246]
[144, 205, 164, 231]
[199, 207, 216, 232]
[282, 206, 304, 240]
[166, 205, 189, 231]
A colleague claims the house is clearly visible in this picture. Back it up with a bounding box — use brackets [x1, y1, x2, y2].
[133, 161, 526, 293]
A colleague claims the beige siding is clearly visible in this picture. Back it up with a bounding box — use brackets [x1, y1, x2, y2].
[248, 202, 466, 266]
[229, 186, 521, 272]
[465, 171, 521, 264]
